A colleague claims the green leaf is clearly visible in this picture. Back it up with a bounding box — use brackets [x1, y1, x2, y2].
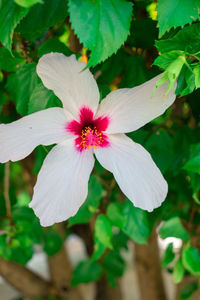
[156, 23, 200, 55]
[68, 0, 133, 66]
[127, 18, 158, 49]
[38, 38, 72, 57]
[119, 54, 150, 88]
[16, 0, 68, 41]
[153, 50, 184, 70]
[15, 63, 39, 115]
[71, 259, 102, 286]
[173, 258, 184, 284]
[95, 215, 113, 249]
[68, 175, 103, 226]
[176, 66, 196, 96]
[161, 243, 175, 268]
[122, 200, 151, 244]
[14, 0, 43, 8]
[160, 217, 189, 241]
[180, 282, 198, 299]
[92, 237, 106, 261]
[103, 250, 125, 284]
[0, 0, 29, 51]
[154, 51, 186, 92]
[182, 246, 200, 276]
[183, 143, 200, 174]
[0, 47, 25, 72]
[107, 203, 126, 229]
[145, 130, 173, 173]
[194, 65, 200, 89]
[43, 230, 63, 256]
[157, 0, 200, 37]
[28, 82, 61, 114]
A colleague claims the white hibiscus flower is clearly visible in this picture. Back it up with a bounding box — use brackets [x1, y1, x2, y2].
[0, 53, 176, 226]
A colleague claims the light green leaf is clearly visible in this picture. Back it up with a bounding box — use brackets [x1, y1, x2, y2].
[182, 246, 200, 276]
[160, 217, 189, 241]
[0, 0, 29, 51]
[194, 65, 200, 89]
[107, 203, 126, 229]
[68, 0, 133, 66]
[95, 215, 113, 249]
[28, 83, 61, 114]
[14, 0, 43, 8]
[157, 0, 200, 37]
[154, 51, 186, 93]
[92, 237, 106, 261]
[161, 243, 175, 268]
[173, 258, 184, 284]
[16, 0, 68, 40]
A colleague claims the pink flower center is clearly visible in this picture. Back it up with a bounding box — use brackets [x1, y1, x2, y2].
[66, 106, 110, 152]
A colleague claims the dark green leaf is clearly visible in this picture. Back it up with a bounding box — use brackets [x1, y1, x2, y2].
[68, 175, 103, 226]
[145, 130, 173, 174]
[180, 282, 198, 299]
[71, 259, 102, 285]
[127, 18, 158, 49]
[156, 23, 200, 55]
[43, 230, 63, 256]
[103, 250, 125, 282]
[183, 144, 200, 174]
[16, 63, 39, 115]
[16, 0, 68, 40]
[38, 38, 72, 57]
[0, 47, 25, 72]
[28, 82, 61, 114]
[0, 0, 29, 51]
[122, 200, 151, 244]
[161, 243, 175, 268]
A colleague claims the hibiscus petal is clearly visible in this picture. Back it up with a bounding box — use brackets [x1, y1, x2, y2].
[30, 139, 94, 226]
[37, 53, 100, 119]
[96, 74, 176, 133]
[95, 134, 168, 212]
[0, 108, 71, 163]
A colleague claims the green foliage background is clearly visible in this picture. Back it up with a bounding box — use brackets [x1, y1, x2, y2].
[0, 0, 200, 299]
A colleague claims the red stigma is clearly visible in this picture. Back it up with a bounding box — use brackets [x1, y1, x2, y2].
[66, 106, 110, 152]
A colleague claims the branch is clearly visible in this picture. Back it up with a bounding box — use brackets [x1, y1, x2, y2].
[47, 223, 83, 300]
[0, 258, 50, 299]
